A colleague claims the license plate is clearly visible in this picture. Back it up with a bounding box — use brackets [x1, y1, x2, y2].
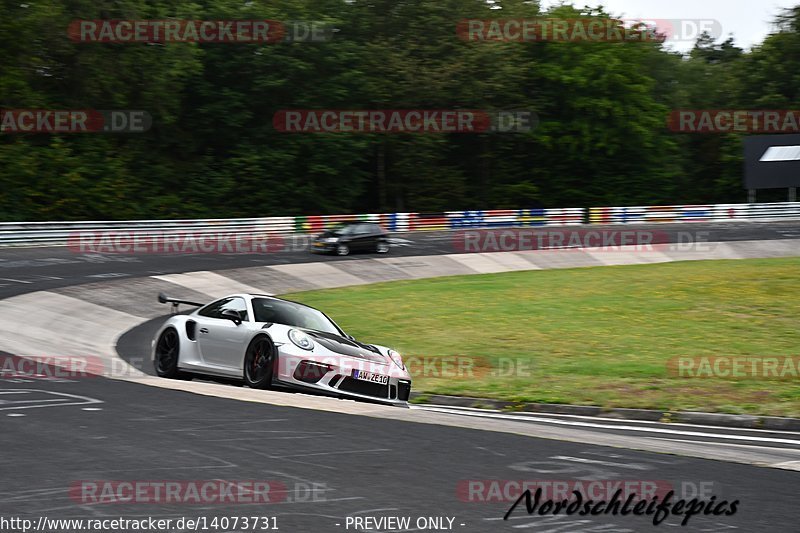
[352, 369, 389, 385]
[313, 242, 324, 247]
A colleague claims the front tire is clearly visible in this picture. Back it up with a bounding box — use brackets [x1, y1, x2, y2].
[154, 328, 181, 378]
[244, 335, 276, 389]
[376, 240, 389, 253]
[336, 243, 350, 256]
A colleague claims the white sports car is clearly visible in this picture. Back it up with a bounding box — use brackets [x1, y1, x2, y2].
[151, 293, 412, 405]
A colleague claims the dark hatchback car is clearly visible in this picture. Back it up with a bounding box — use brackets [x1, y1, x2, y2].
[311, 221, 390, 256]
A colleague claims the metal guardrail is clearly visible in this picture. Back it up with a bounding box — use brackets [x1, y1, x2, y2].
[0, 209, 584, 246]
[0, 217, 296, 247]
[293, 209, 585, 233]
[589, 202, 800, 224]
[1, 202, 799, 247]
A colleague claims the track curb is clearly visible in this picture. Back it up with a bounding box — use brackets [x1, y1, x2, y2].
[411, 393, 800, 431]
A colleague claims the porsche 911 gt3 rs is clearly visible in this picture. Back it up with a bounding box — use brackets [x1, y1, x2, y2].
[151, 293, 411, 405]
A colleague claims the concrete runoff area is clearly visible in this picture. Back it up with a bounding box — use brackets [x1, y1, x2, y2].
[0, 364, 794, 531]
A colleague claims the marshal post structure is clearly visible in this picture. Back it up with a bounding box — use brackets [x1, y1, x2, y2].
[744, 134, 800, 201]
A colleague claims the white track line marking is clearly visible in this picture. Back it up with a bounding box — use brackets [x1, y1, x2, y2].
[549, 455, 650, 470]
[643, 437, 800, 453]
[419, 404, 800, 436]
[0, 390, 102, 410]
[3, 398, 70, 404]
[415, 406, 800, 446]
[771, 461, 800, 470]
[271, 448, 391, 459]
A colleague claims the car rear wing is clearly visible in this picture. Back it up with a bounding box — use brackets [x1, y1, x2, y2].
[158, 292, 203, 312]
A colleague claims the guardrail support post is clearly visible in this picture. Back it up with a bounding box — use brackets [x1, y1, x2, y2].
[790, 188, 797, 202]
[748, 189, 756, 203]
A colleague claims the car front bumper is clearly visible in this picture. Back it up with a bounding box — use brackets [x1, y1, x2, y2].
[273, 347, 412, 406]
[310, 241, 337, 253]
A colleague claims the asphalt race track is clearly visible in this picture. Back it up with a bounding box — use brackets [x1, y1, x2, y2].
[1, 352, 797, 532]
[1, 221, 799, 532]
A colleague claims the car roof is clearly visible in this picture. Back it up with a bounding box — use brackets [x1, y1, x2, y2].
[215, 292, 330, 315]
[231, 293, 327, 313]
[236, 293, 345, 334]
[209, 293, 298, 303]
[247, 293, 293, 302]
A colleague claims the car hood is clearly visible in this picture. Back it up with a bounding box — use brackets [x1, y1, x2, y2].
[305, 330, 388, 363]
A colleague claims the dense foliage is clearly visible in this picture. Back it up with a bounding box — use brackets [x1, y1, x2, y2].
[1, 0, 799, 220]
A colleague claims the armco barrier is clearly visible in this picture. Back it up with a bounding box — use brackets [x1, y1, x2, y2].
[589, 202, 800, 224]
[292, 209, 585, 233]
[0, 208, 583, 247]
[0, 217, 296, 247]
[2, 202, 799, 247]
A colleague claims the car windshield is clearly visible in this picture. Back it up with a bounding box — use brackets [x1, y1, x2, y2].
[330, 223, 358, 235]
[251, 298, 342, 335]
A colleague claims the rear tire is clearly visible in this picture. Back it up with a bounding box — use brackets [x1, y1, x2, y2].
[244, 335, 276, 389]
[154, 328, 181, 378]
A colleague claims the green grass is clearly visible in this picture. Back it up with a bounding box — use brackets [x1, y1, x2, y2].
[284, 258, 800, 417]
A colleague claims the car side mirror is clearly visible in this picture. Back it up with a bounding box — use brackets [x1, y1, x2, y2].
[221, 309, 242, 325]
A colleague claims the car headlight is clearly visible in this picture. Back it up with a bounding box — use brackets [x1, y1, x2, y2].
[323, 237, 339, 243]
[288, 329, 315, 351]
[388, 349, 405, 370]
